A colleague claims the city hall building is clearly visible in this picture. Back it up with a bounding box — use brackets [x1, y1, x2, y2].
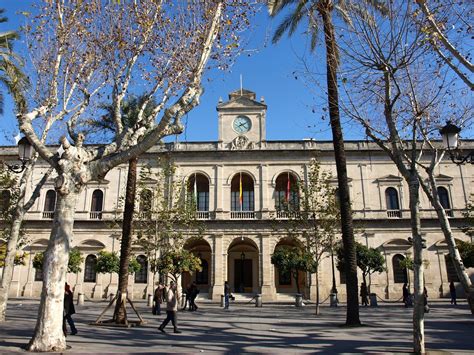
[1, 89, 473, 303]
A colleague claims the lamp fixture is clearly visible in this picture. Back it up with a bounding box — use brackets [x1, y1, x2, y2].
[5, 137, 33, 174]
[439, 121, 473, 165]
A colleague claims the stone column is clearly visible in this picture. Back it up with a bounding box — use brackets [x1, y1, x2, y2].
[210, 234, 224, 301]
[259, 234, 276, 301]
[259, 164, 269, 219]
[214, 165, 224, 219]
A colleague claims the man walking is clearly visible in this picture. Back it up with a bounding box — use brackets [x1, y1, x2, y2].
[158, 280, 181, 334]
[224, 281, 230, 310]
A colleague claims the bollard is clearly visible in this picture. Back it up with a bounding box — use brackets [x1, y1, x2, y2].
[77, 293, 84, 305]
[255, 294, 262, 307]
[220, 294, 225, 307]
[109, 293, 114, 301]
[147, 294, 153, 307]
[369, 293, 378, 307]
[329, 293, 338, 307]
[295, 293, 303, 307]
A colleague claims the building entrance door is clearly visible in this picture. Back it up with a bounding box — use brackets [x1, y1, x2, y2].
[234, 259, 252, 293]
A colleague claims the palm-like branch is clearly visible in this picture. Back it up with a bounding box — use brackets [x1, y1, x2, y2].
[0, 9, 28, 115]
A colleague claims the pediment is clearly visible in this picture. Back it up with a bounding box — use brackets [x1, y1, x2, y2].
[77, 239, 106, 251]
[375, 174, 403, 183]
[26, 239, 49, 251]
[382, 238, 411, 250]
[217, 96, 266, 110]
[434, 174, 453, 182]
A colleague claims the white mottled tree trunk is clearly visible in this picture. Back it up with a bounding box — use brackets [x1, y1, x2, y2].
[422, 173, 474, 314]
[0, 217, 23, 321]
[27, 189, 79, 352]
[408, 176, 425, 355]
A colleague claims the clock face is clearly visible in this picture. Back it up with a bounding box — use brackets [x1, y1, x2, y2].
[233, 116, 252, 134]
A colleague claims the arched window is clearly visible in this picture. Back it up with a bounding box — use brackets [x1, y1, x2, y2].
[392, 254, 408, 284]
[84, 254, 97, 283]
[188, 174, 210, 212]
[139, 189, 152, 217]
[278, 269, 291, 286]
[339, 269, 346, 284]
[195, 258, 209, 285]
[231, 173, 254, 211]
[43, 190, 57, 219]
[437, 187, 453, 217]
[134, 255, 148, 284]
[90, 190, 104, 219]
[0, 190, 11, 213]
[445, 254, 460, 282]
[385, 187, 401, 217]
[275, 173, 299, 212]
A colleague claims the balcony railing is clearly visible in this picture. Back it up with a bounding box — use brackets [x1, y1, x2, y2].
[276, 210, 301, 219]
[387, 209, 402, 218]
[89, 211, 103, 220]
[42, 211, 54, 219]
[196, 211, 212, 220]
[230, 211, 255, 219]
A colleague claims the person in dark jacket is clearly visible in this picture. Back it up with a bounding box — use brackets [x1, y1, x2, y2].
[449, 281, 457, 305]
[360, 282, 368, 306]
[402, 283, 409, 307]
[63, 283, 77, 336]
[153, 282, 164, 315]
[224, 281, 230, 309]
[189, 282, 199, 311]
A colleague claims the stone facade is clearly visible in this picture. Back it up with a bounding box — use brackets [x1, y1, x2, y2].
[1, 89, 473, 302]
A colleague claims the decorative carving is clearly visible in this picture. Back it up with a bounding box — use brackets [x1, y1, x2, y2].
[230, 135, 254, 150]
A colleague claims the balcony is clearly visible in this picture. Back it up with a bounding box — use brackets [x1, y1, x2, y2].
[42, 211, 54, 219]
[387, 209, 402, 218]
[195, 211, 214, 220]
[89, 211, 103, 220]
[230, 211, 255, 219]
[276, 210, 301, 219]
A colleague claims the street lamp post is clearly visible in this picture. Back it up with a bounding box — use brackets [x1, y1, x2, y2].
[240, 251, 245, 293]
[5, 137, 33, 174]
[439, 121, 474, 165]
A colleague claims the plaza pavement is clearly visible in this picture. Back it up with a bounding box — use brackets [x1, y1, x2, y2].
[0, 298, 473, 354]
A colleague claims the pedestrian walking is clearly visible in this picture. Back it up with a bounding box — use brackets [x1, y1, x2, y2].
[181, 284, 191, 310]
[158, 280, 181, 334]
[153, 282, 164, 315]
[224, 281, 230, 309]
[360, 282, 368, 306]
[449, 281, 457, 305]
[189, 282, 199, 311]
[63, 283, 77, 336]
[402, 283, 409, 307]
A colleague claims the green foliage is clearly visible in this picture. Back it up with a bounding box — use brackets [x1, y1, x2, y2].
[461, 198, 473, 240]
[154, 248, 202, 282]
[0, 242, 28, 267]
[399, 256, 414, 271]
[134, 154, 204, 275]
[336, 241, 386, 283]
[128, 257, 142, 274]
[0, 166, 23, 243]
[95, 250, 142, 274]
[68, 248, 84, 273]
[32, 248, 84, 273]
[275, 158, 340, 268]
[95, 251, 120, 274]
[271, 246, 316, 293]
[456, 240, 474, 269]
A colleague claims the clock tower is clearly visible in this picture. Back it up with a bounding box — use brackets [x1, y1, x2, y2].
[217, 89, 267, 150]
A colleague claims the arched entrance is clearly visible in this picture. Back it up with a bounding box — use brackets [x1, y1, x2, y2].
[273, 237, 306, 295]
[182, 238, 212, 294]
[227, 237, 259, 293]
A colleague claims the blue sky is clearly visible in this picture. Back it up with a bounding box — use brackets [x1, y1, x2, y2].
[0, 1, 369, 146]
